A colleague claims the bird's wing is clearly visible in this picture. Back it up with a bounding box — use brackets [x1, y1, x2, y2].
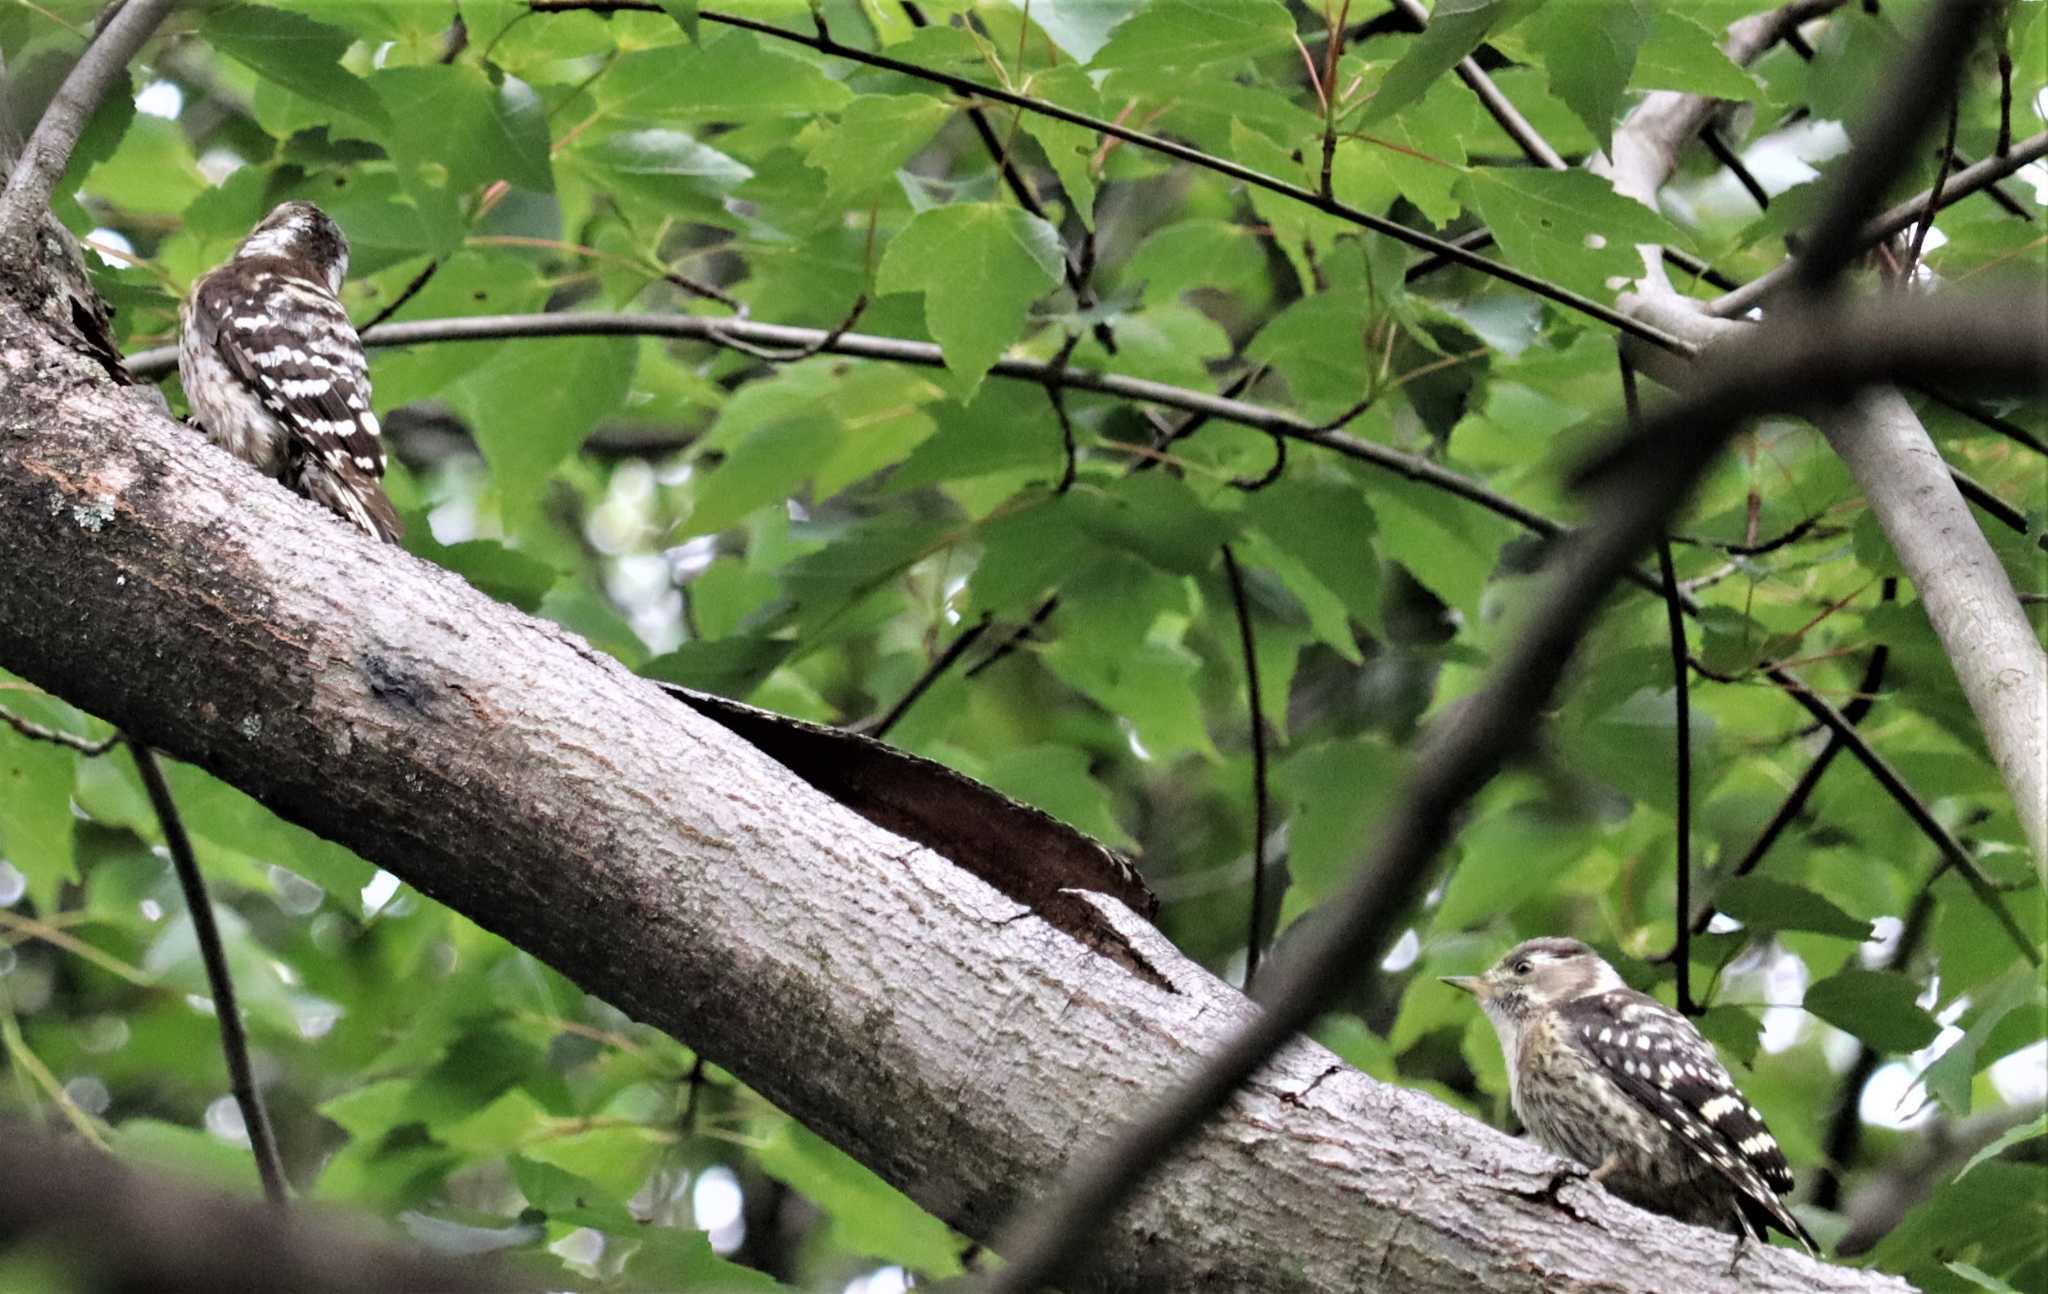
[1564, 989, 1816, 1251]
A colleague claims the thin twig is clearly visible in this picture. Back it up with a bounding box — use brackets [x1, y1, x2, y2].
[707, 294, 866, 363]
[0, 707, 119, 755]
[0, 0, 181, 240]
[1995, 13, 2013, 158]
[1661, 537, 1696, 1015]
[359, 258, 443, 331]
[1046, 333, 1082, 495]
[1386, 0, 1567, 170]
[1914, 383, 2048, 455]
[964, 594, 1058, 679]
[1702, 125, 1771, 211]
[523, 0, 1696, 355]
[1762, 661, 2039, 968]
[1719, 129, 2048, 315]
[127, 741, 290, 1207]
[856, 615, 990, 740]
[1220, 546, 1272, 991]
[1231, 435, 1287, 491]
[1626, 342, 1700, 1017]
[1905, 97, 1959, 279]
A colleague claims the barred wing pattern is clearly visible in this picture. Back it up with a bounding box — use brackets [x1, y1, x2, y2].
[183, 260, 400, 543]
[1563, 989, 1815, 1249]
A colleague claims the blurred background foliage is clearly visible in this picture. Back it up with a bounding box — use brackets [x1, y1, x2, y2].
[0, 0, 2044, 1289]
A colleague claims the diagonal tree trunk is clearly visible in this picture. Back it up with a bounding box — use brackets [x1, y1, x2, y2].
[0, 264, 1911, 1294]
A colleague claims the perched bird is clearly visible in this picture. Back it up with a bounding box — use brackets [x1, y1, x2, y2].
[179, 201, 401, 542]
[1445, 937, 1816, 1253]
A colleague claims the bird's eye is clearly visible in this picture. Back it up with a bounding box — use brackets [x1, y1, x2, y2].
[1513, 960, 1533, 976]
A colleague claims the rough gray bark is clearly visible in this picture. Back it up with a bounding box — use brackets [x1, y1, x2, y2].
[0, 296, 1909, 1293]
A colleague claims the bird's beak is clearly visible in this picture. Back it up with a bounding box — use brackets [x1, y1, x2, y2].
[1440, 975, 1484, 997]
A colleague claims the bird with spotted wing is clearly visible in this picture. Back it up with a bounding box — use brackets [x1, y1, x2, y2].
[1445, 937, 1817, 1253]
[179, 201, 401, 543]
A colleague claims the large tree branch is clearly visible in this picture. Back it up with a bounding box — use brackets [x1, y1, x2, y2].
[0, 268, 1915, 1294]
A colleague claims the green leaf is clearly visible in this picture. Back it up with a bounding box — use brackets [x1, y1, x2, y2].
[685, 414, 838, 538]
[80, 115, 203, 215]
[805, 95, 955, 198]
[1244, 293, 1373, 421]
[202, 5, 388, 129]
[603, 31, 854, 121]
[1360, 0, 1538, 126]
[568, 128, 751, 220]
[1366, 474, 1509, 620]
[1922, 970, 2045, 1115]
[623, 1228, 796, 1290]
[451, 336, 637, 520]
[1276, 736, 1404, 904]
[1030, 0, 1144, 62]
[1089, 0, 1295, 70]
[1125, 219, 1267, 306]
[1347, 86, 1470, 226]
[1712, 876, 1874, 942]
[522, 1125, 668, 1200]
[0, 708, 77, 911]
[877, 204, 1064, 398]
[1017, 65, 1104, 227]
[752, 1120, 963, 1275]
[109, 1119, 262, 1195]
[641, 637, 794, 699]
[1521, 0, 1647, 153]
[1803, 970, 1943, 1054]
[1434, 802, 1592, 931]
[441, 1088, 552, 1156]
[1697, 1006, 1763, 1070]
[984, 745, 1135, 848]
[1242, 476, 1381, 632]
[1635, 10, 1760, 99]
[1955, 1115, 2048, 1184]
[1461, 168, 1684, 299]
[1947, 1263, 2025, 1294]
[659, 0, 699, 41]
[372, 66, 554, 194]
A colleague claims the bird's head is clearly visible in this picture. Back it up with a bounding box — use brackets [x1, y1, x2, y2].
[1442, 936, 1626, 1026]
[236, 201, 349, 293]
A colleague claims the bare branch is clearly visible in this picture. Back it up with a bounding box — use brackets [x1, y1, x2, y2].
[1220, 545, 1272, 990]
[0, 0, 181, 240]
[128, 741, 290, 1207]
[131, 315, 1570, 544]
[1712, 131, 2048, 318]
[855, 614, 989, 740]
[0, 704, 118, 754]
